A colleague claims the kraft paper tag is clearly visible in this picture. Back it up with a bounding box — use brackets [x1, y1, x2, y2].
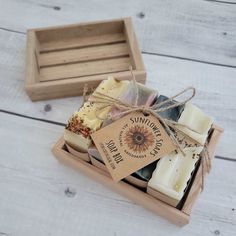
[91, 112, 176, 182]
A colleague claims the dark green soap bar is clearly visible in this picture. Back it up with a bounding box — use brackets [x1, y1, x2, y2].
[154, 95, 185, 121]
[132, 161, 157, 181]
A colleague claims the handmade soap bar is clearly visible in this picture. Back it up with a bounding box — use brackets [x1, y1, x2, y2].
[148, 146, 203, 206]
[107, 82, 158, 121]
[177, 103, 213, 145]
[153, 95, 184, 121]
[64, 77, 130, 151]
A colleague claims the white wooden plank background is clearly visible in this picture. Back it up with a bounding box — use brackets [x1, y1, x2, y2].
[0, 0, 236, 235]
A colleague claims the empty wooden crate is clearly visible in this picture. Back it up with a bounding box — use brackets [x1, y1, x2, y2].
[25, 18, 146, 101]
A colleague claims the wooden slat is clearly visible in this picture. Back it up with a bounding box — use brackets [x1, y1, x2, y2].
[39, 57, 131, 81]
[35, 19, 124, 43]
[124, 18, 145, 70]
[27, 71, 146, 101]
[25, 30, 39, 85]
[40, 33, 126, 53]
[38, 43, 128, 67]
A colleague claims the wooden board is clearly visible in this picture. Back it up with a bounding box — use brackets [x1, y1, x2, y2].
[38, 43, 128, 67]
[40, 33, 126, 53]
[25, 18, 146, 100]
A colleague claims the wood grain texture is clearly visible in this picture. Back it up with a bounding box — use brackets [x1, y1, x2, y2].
[39, 57, 130, 81]
[25, 30, 39, 85]
[0, 29, 235, 159]
[0, 113, 235, 235]
[39, 33, 126, 52]
[38, 43, 129, 67]
[0, 0, 236, 66]
[124, 17, 145, 70]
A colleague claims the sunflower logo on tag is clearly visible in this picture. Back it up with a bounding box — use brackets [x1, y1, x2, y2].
[124, 125, 154, 153]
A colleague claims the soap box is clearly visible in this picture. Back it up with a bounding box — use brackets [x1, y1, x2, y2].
[25, 18, 146, 101]
[52, 124, 223, 226]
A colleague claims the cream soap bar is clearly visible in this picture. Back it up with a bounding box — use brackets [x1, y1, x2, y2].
[64, 77, 130, 152]
[177, 103, 213, 145]
[148, 146, 203, 206]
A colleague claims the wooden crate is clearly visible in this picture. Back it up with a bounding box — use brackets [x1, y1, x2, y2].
[52, 125, 223, 226]
[25, 18, 146, 101]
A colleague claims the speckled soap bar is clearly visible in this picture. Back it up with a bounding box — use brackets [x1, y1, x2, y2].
[64, 77, 130, 152]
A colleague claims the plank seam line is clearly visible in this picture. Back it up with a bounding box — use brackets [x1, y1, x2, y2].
[204, 0, 236, 5]
[0, 27, 235, 69]
[0, 109, 235, 163]
[40, 55, 130, 69]
[214, 155, 236, 162]
[0, 109, 65, 126]
[0, 27, 25, 35]
[142, 51, 236, 69]
[39, 69, 128, 82]
[40, 40, 126, 54]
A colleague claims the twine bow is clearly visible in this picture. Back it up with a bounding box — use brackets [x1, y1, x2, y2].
[88, 66, 210, 190]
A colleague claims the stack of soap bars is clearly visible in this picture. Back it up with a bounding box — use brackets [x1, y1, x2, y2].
[64, 77, 213, 207]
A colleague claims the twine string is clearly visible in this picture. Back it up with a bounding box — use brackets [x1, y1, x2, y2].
[85, 67, 211, 189]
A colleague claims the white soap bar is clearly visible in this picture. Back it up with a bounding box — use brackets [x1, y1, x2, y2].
[64, 129, 92, 152]
[148, 146, 203, 202]
[177, 103, 213, 145]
